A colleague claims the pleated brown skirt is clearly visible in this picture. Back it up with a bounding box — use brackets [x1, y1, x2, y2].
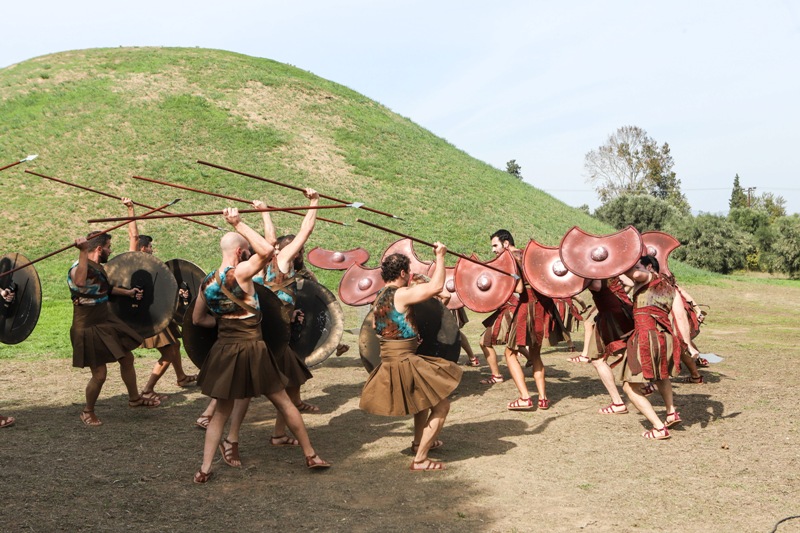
[71, 302, 143, 368]
[359, 338, 463, 416]
[197, 316, 288, 400]
[141, 320, 181, 349]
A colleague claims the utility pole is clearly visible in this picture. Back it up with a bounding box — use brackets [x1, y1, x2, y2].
[746, 186, 757, 207]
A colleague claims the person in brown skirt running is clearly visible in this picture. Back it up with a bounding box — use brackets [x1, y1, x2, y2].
[69, 231, 161, 426]
[359, 243, 463, 471]
[191, 208, 329, 484]
[121, 198, 197, 403]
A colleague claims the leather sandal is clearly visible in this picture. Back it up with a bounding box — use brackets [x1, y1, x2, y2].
[305, 454, 331, 470]
[129, 395, 161, 408]
[666, 411, 682, 428]
[0, 415, 15, 428]
[507, 397, 534, 411]
[195, 415, 212, 430]
[683, 375, 705, 384]
[193, 469, 212, 484]
[466, 356, 481, 367]
[177, 374, 198, 387]
[538, 398, 551, 410]
[695, 357, 709, 368]
[410, 459, 445, 471]
[411, 440, 443, 453]
[219, 438, 242, 468]
[80, 410, 102, 426]
[479, 374, 504, 385]
[270, 434, 300, 447]
[295, 401, 320, 413]
[642, 426, 671, 440]
[568, 355, 590, 364]
[598, 403, 628, 415]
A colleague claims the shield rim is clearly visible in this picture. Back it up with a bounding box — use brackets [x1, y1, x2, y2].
[164, 258, 206, 323]
[306, 246, 370, 270]
[338, 262, 385, 306]
[641, 231, 680, 277]
[0, 252, 42, 345]
[292, 279, 345, 367]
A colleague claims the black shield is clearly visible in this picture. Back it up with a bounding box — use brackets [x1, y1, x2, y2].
[182, 284, 289, 370]
[358, 298, 461, 372]
[291, 279, 344, 367]
[105, 252, 178, 338]
[0, 253, 42, 345]
[165, 258, 206, 323]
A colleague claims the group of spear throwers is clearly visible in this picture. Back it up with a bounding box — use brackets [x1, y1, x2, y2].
[0, 156, 714, 479]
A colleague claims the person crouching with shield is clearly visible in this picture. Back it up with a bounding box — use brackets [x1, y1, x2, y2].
[359, 244, 463, 471]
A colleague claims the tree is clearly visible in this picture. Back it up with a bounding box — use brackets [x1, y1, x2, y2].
[771, 215, 800, 278]
[669, 214, 755, 274]
[506, 159, 522, 180]
[729, 174, 748, 209]
[584, 125, 690, 213]
[751, 191, 787, 222]
[594, 194, 680, 232]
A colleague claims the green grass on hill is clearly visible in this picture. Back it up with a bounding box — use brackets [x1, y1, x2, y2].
[0, 46, 728, 359]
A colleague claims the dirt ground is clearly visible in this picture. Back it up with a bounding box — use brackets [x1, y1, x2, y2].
[1, 280, 799, 533]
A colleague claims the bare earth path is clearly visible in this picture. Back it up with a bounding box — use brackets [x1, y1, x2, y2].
[1, 280, 799, 532]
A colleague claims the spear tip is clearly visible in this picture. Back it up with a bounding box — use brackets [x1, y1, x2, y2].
[23, 154, 38, 162]
[348, 202, 365, 209]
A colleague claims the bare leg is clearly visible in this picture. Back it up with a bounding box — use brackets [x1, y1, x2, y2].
[117, 353, 140, 401]
[273, 386, 301, 438]
[196, 398, 217, 429]
[84, 364, 108, 413]
[654, 378, 675, 415]
[199, 398, 234, 474]
[529, 344, 546, 401]
[412, 398, 450, 468]
[481, 343, 502, 377]
[226, 398, 251, 445]
[413, 409, 430, 445]
[681, 351, 702, 381]
[266, 389, 328, 466]
[591, 358, 624, 406]
[622, 381, 665, 430]
[461, 334, 475, 359]
[505, 347, 531, 400]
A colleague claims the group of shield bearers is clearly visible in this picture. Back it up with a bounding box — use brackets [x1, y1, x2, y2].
[2, 183, 711, 480]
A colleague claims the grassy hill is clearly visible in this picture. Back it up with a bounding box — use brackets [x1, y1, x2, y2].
[1, 46, 654, 357]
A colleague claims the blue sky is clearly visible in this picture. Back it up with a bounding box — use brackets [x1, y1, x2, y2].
[3, 1, 799, 214]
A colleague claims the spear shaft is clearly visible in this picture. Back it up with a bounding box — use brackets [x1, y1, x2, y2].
[356, 219, 518, 278]
[88, 204, 351, 223]
[197, 159, 402, 220]
[0, 200, 179, 279]
[24, 170, 222, 231]
[131, 175, 346, 226]
[0, 155, 37, 172]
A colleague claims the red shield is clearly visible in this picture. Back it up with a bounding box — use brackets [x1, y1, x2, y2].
[453, 250, 517, 313]
[338, 262, 385, 306]
[307, 247, 369, 270]
[641, 231, 680, 277]
[559, 226, 643, 280]
[522, 239, 589, 298]
[381, 238, 432, 277]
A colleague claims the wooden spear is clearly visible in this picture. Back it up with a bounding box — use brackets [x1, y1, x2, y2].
[87, 203, 354, 223]
[0, 199, 180, 279]
[23, 170, 223, 231]
[0, 155, 37, 172]
[131, 175, 347, 226]
[197, 159, 403, 220]
[356, 218, 519, 278]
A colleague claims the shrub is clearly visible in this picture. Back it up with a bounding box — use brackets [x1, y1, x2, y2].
[668, 214, 755, 274]
[594, 194, 681, 232]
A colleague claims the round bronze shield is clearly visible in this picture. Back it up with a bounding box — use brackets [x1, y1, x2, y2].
[182, 284, 289, 369]
[381, 239, 432, 277]
[0, 253, 42, 345]
[307, 247, 370, 270]
[105, 252, 178, 339]
[559, 226, 643, 280]
[641, 231, 680, 277]
[427, 265, 465, 310]
[453, 251, 517, 313]
[339, 262, 385, 306]
[358, 297, 461, 372]
[291, 279, 344, 367]
[165, 258, 206, 323]
[522, 240, 589, 298]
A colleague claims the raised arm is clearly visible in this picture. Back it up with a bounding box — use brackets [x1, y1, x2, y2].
[71, 237, 90, 287]
[223, 208, 274, 285]
[395, 242, 447, 310]
[277, 188, 318, 271]
[122, 197, 139, 252]
[253, 199, 277, 246]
